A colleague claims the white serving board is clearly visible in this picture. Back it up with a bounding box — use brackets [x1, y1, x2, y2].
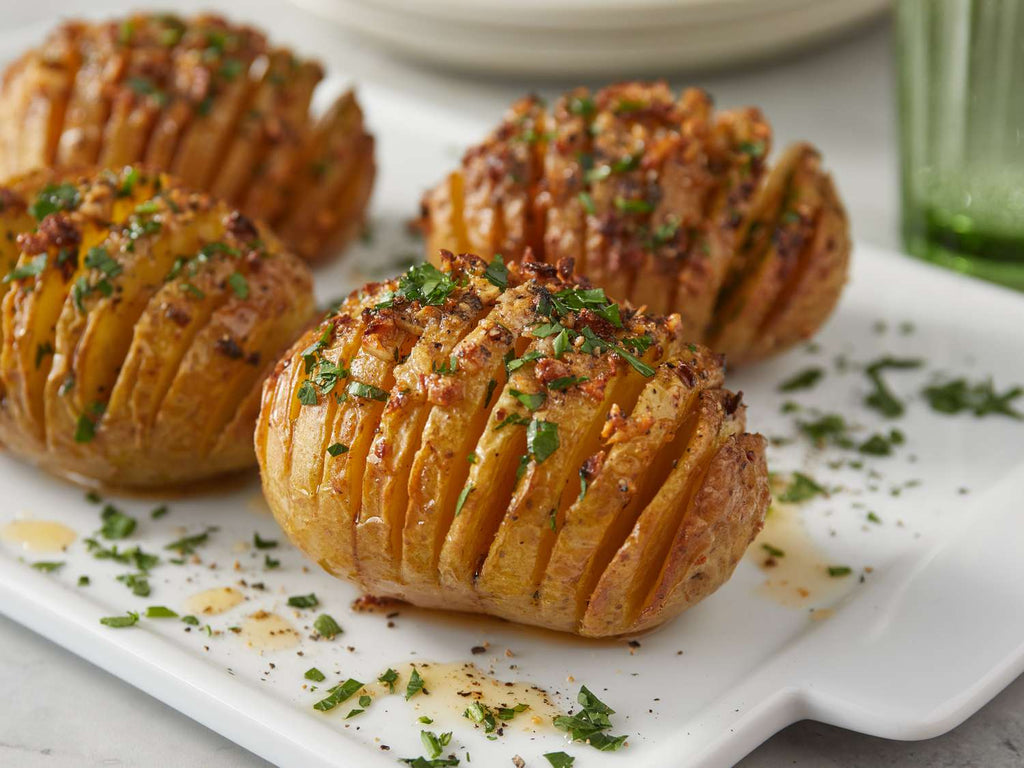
[2, 79, 1024, 768]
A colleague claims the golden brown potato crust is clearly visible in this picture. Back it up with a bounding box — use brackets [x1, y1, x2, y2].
[0, 167, 315, 488]
[419, 82, 850, 365]
[257, 252, 769, 637]
[0, 13, 375, 263]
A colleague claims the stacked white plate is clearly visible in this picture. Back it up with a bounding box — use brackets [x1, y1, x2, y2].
[290, 0, 890, 76]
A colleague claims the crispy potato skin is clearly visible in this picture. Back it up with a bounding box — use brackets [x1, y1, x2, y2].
[258, 252, 770, 637]
[419, 82, 850, 365]
[0, 167, 315, 488]
[0, 13, 374, 263]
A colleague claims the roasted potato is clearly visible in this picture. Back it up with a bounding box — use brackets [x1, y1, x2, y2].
[257, 252, 769, 637]
[420, 82, 850, 365]
[0, 166, 315, 488]
[0, 13, 374, 263]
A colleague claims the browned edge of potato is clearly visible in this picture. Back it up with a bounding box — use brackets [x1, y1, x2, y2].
[256, 251, 770, 637]
[0, 13, 375, 263]
[419, 82, 851, 365]
[0, 166, 315, 488]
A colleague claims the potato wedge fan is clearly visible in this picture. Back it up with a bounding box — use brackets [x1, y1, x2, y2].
[0, 167, 315, 488]
[0, 13, 374, 262]
[257, 253, 769, 637]
[420, 82, 850, 365]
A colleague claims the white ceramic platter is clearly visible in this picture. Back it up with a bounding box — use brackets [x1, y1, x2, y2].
[2, 77, 1024, 768]
[289, 0, 890, 76]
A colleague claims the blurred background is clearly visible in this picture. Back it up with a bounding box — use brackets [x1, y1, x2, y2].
[0, 0, 1021, 767]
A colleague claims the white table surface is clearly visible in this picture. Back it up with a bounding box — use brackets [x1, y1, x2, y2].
[0, 1, 1021, 766]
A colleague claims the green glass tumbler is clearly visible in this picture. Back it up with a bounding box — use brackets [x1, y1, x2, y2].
[897, 0, 1024, 290]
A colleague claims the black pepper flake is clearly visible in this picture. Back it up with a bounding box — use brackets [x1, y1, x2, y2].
[215, 335, 244, 359]
[471, 645, 486, 655]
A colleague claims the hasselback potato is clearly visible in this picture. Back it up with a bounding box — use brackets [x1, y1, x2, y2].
[257, 252, 769, 637]
[0, 13, 374, 262]
[420, 82, 850, 365]
[0, 166, 314, 488]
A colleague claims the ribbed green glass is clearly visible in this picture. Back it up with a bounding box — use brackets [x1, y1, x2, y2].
[897, 0, 1024, 290]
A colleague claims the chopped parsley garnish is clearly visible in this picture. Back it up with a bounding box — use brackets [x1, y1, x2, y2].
[288, 593, 319, 609]
[313, 678, 364, 712]
[347, 381, 389, 402]
[74, 413, 98, 443]
[483, 254, 508, 290]
[526, 419, 559, 463]
[305, 667, 326, 682]
[84, 539, 158, 570]
[327, 442, 349, 456]
[377, 262, 456, 308]
[827, 565, 853, 578]
[420, 730, 453, 759]
[495, 413, 530, 431]
[378, 667, 398, 693]
[146, 606, 178, 618]
[4, 253, 47, 283]
[84, 246, 123, 278]
[454, 483, 474, 516]
[778, 472, 826, 503]
[569, 94, 595, 116]
[867, 512, 882, 524]
[484, 378, 498, 408]
[78, 576, 90, 586]
[779, 367, 824, 392]
[863, 357, 923, 418]
[405, 667, 425, 700]
[510, 389, 546, 411]
[613, 196, 653, 214]
[506, 349, 544, 373]
[264, 554, 280, 569]
[181, 615, 200, 626]
[313, 613, 342, 638]
[100, 505, 137, 540]
[150, 505, 169, 519]
[31, 561, 64, 572]
[253, 532, 278, 549]
[117, 573, 150, 597]
[400, 757, 459, 767]
[100, 611, 140, 628]
[30, 182, 80, 220]
[858, 430, 904, 456]
[544, 753, 575, 768]
[297, 380, 318, 405]
[227, 271, 249, 299]
[797, 413, 852, 448]
[164, 528, 214, 556]
[548, 375, 589, 391]
[761, 543, 785, 558]
[578, 192, 595, 215]
[553, 686, 627, 752]
[922, 377, 1022, 419]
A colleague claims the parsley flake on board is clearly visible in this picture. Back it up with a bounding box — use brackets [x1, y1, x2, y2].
[305, 667, 326, 682]
[288, 593, 319, 609]
[405, 667, 425, 700]
[146, 606, 178, 618]
[31, 561, 64, 572]
[313, 613, 342, 638]
[253, 532, 278, 549]
[544, 753, 576, 768]
[828, 565, 853, 578]
[313, 678, 364, 712]
[100, 505, 137, 540]
[779, 367, 824, 392]
[863, 357, 923, 418]
[164, 528, 214, 556]
[99, 611, 140, 628]
[553, 686, 628, 752]
[778, 472, 826, 503]
[922, 378, 1022, 419]
[378, 667, 399, 693]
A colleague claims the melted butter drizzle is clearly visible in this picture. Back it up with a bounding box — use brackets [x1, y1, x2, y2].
[1, 519, 76, 553]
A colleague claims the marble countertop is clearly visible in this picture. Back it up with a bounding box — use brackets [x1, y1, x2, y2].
[0, 1, 1021, 765]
